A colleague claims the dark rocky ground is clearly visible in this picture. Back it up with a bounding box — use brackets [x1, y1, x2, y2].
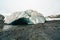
[0, 20, 60, 40]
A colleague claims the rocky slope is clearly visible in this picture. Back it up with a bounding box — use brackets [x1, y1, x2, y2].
[47, 14, 60, 18]
[0, 20, 60, 40]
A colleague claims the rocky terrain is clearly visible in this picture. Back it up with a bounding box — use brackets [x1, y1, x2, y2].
[0, 10, 60, 40]
[0, 20, 60, 40]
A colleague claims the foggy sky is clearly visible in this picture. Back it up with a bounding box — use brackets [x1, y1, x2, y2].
[0, 0, 60, 16]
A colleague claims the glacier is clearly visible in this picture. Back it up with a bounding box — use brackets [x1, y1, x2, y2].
[5, 10, 45, 25]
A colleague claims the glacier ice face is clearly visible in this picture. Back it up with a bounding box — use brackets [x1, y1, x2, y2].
[5, 10, 45, 25]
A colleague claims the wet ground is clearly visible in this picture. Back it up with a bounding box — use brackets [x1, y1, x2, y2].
[0, 20, 60, 40]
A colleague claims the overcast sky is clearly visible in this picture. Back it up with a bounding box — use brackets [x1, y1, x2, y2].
[0, 0, 60, 16]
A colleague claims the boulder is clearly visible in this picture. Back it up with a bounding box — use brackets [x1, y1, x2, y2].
[0, 14, 4, 20]
[0, 14, 5, 29]
[5, 10, 45, 25]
